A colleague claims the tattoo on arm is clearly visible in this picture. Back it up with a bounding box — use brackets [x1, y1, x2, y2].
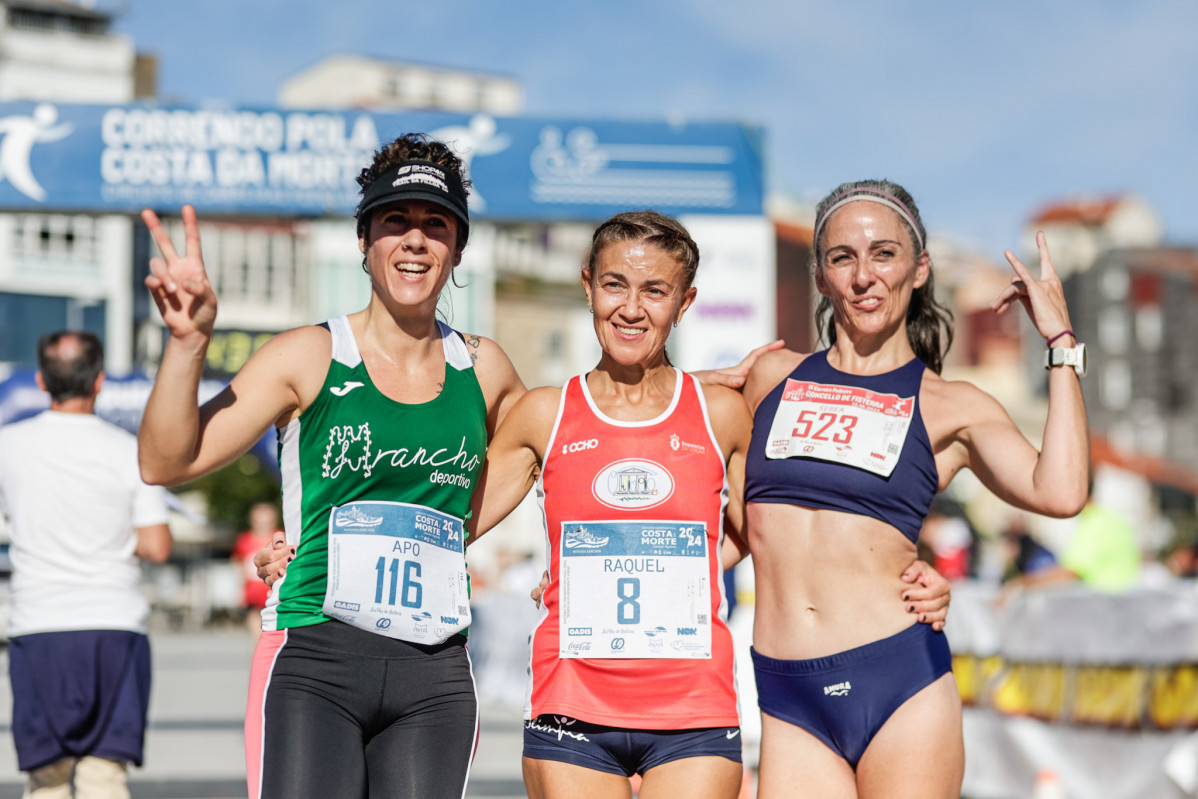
[466, 335, 481, 365]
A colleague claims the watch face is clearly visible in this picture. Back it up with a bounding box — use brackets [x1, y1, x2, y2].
[1044, 344, 1086, 375]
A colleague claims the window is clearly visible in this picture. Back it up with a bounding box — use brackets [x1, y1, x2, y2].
[11, 214, 99, 261]
[162, 219, 304, 309]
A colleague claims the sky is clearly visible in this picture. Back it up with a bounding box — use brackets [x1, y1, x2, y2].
[112, 0, 1198, 259]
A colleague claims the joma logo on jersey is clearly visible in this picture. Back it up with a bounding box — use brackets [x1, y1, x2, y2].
[329, 381, 365, 397]
[592, 459, 674, 510]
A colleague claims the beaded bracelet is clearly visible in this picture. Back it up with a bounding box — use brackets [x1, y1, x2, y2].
[1047, 329, 1075, 346]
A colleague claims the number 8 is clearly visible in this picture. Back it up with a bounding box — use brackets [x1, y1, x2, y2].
[616, 577, 641, 624]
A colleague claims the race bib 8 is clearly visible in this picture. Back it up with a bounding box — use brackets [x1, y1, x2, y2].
[558, 520, 711, 659]
[763, 379, 914, 477]
[322, 501, 470, 644]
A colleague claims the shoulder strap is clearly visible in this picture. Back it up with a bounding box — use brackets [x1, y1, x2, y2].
[439, 321, 474, 372]
[326, 316, 362, 368]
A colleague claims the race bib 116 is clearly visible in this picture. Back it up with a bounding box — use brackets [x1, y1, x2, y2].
[323, 501, 469, 644]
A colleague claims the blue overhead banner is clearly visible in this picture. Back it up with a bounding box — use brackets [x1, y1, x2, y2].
[0, 102, 764, 220]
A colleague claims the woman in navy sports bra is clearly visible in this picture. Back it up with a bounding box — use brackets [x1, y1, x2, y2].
[742, 180, 1090, 798]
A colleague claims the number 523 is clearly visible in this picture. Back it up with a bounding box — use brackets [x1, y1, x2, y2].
[792, 410, 856, 444]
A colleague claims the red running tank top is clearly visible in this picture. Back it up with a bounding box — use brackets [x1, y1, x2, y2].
[527, 369, 740, 729]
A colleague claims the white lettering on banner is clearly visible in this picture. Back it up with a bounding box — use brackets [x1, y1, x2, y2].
[100, 148, 215, 186]
[98, 108, 381, 197]
[215, 149, 266, 187]
[285, 113, 378, 151]
[100, 109, 286, 150]
[267, 151, 364, 190]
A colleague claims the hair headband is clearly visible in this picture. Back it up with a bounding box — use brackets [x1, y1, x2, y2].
[812, 188, 925, 252]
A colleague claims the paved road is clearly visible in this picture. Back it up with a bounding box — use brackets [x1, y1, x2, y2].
[0, 629, 528, 798]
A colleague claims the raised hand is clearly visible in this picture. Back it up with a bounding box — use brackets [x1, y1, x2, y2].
[991, 231, 1074, 342]
[141, 204, 217, 340]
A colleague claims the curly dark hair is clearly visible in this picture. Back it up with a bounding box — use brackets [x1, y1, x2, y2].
[355, 133, 472, 250]
[811, 179, 954, 374]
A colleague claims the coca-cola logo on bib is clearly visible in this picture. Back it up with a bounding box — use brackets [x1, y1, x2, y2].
[592, 459, 674, 510]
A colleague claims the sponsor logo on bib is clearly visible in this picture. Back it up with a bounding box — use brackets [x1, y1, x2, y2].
[564, 525, 609, 549]
[335, 506, 383, 529]
[592, 459, 674, 510]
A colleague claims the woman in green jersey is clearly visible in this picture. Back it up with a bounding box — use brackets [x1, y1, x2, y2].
[138, 134, 525, 799]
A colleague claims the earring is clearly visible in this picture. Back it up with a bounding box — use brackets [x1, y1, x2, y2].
[587, 304, 593, 314]
[672, 321, 678, 328]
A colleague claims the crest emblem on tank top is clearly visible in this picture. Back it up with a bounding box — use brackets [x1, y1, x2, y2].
[591, 458, 674, 510]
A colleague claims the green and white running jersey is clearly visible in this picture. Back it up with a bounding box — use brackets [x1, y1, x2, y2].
[262, 316, 487, 643]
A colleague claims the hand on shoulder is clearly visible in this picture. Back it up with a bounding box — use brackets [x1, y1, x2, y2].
[742, 348, 806, 412]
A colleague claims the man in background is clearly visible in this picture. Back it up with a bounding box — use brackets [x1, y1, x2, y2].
[0, 331, 172, 798]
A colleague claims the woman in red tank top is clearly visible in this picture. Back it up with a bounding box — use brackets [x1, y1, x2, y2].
[471, 210, 952, 799]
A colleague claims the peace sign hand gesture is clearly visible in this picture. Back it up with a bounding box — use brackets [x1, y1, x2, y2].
[141, 204, 217, 341]
[990, 231, 1074, 342]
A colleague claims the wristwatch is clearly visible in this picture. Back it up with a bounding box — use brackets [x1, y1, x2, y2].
[1044, 343, 1086, 377]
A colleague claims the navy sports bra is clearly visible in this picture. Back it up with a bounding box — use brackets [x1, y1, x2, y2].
[744, 350, 937, 544]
